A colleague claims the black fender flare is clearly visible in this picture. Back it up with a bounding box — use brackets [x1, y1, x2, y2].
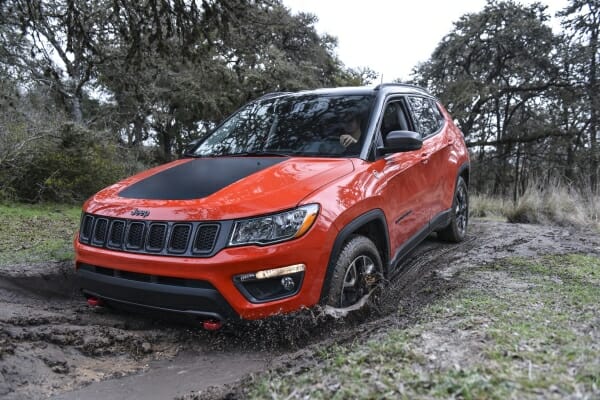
[457, 162, 470, 187]
[437, 161, 469, 231]
[319, 209, 390, 304]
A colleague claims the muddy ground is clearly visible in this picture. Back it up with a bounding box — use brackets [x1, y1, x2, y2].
[1, 219, 599, 400]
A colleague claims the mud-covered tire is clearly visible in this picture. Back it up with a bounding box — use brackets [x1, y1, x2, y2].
[326, 235, 383, 308]
[438, 176, 469, 242]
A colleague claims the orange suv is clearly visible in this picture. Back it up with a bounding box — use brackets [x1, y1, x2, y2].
[74, 84, 469, 324]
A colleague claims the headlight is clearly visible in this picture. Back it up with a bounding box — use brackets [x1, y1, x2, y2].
[229, 204, 319, 246]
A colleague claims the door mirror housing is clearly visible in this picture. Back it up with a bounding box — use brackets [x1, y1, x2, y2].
[378, 130, 423, 155]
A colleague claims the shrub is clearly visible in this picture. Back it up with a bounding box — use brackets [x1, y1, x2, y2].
[472, 180, 599, 229]
[7, 123, 141, 203]
[469, 194, 510, 218]
[506, 181, 589, 226]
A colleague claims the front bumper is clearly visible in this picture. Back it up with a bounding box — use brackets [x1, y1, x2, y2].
[77, 264, 236, 320]
[73, 218, 335, 320]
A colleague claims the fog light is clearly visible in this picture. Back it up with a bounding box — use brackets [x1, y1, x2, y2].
[234, 264, 305, 303]
[281, 276, 295, 291]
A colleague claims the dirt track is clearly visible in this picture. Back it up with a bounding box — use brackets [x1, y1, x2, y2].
[1, 219, 599, 400]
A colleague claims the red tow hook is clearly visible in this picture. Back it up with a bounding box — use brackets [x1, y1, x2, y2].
[86, 297, 103, 307]
[202, 319, 223, 331]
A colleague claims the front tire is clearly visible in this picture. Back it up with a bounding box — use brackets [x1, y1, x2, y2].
[326, 235, 383, 308]
[438, 176, 469, 242]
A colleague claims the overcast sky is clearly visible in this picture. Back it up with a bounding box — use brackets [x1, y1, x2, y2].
[282, 0, 569, 83]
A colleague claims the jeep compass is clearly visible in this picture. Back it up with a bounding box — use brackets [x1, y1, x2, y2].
[74, 84, 470, 324]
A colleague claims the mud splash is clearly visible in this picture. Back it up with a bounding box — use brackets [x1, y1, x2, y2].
[323, 292, 373, 319]
[1, 220, 599, 399]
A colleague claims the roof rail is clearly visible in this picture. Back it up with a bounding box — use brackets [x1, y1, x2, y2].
[374, 83, 430, 93]
[255, 91, 293, 101]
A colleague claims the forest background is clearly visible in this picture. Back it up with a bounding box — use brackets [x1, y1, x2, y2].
[0, 0, 598, 223]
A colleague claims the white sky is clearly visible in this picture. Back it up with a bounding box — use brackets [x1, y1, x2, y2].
[283, 0, 569, 83]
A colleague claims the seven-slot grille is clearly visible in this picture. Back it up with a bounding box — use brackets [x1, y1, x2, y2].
[79, 213, 220, 257]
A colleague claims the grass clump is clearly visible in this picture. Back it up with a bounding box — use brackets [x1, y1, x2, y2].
[506, 184, 591, 227]
[244, 254, 600, 399]
[471, 181, 600, 229]
[0, 202, 80, 266]
[469, 193, 510, 220]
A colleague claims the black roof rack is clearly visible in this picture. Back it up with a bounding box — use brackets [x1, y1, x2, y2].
[374, 83, 431, 94]
[255, 91, 293, 101]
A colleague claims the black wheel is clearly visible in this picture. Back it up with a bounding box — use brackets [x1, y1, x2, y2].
[326, 235, 383, 308]
[438, 176, 469, 242]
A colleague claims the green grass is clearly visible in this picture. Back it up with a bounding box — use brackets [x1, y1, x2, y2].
[0, 202, 81, 266]
[245, 255, 600, 399]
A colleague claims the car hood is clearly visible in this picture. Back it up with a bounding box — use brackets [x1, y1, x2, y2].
[84, 157, 354, 221]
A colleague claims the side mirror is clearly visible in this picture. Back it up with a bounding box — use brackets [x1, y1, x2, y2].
[377, 130, 423, 155]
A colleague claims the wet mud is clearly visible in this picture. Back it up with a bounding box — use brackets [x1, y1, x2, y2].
[1, 220, 599, 399]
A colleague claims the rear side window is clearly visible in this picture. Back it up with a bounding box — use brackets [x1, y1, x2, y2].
[408, 96, 443, 137]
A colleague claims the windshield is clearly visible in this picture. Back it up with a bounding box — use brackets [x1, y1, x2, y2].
[191, 94, 373, 157]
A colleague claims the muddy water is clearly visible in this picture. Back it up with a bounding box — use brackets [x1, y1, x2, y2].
[1, 220, 598, 399]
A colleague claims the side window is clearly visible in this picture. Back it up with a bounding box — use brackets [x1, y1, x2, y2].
[429, 100, 446, 129]
[408, 96, 442, 138]
[380, 99, 412, 138]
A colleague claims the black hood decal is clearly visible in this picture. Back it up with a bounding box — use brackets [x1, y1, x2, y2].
[118, 157, 286, 200]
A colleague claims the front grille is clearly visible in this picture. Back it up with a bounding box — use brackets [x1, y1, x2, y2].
[147, 224, 167, 252]
[169, 224, 191, 253]
[194, 224, 219, 253]
[81, 215, 94, 241]
[92, 218, 109, 245]
[78, 213, 222, 257]
[109, 220, 125, 247]
[126, 222, 145, 249]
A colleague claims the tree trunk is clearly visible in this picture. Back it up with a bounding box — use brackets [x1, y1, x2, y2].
[513, 142, 521, 203]
[71, 95, 83, 125]
[588, 27, 599, 192]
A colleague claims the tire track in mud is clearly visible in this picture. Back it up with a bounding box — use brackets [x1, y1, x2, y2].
[0, 270, 178, 399]
[1, 220, 599, 399]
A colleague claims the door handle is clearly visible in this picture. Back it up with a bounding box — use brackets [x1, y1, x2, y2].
[420, 152, 430, 164]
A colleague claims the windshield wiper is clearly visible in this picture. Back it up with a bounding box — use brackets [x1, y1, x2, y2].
[227, 151, 292, 157]
[184, 151, 294, 158]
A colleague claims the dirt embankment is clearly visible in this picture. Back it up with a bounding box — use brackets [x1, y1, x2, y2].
[1, 220, 599, 400]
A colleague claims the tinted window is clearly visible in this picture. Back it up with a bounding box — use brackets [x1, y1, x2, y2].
[429, 100, 445, 128]
[408, 96, 442, 137]
[380, 100, 412, 135]
[193, 95, 373, 157]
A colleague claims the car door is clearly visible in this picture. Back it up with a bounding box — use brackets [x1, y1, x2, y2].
[371, 97, 431, 256]
[407, 96, 450, 223]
